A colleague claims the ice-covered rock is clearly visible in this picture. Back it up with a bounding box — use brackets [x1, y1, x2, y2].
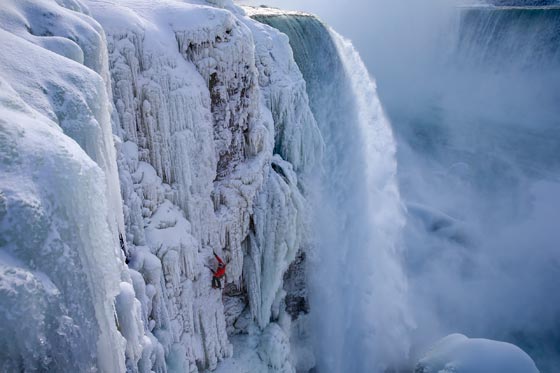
[0, 0, 128, 370]
[242, 14, 323, 177]
[258, 322, 295, 373]
[415, 334, 540, 373]
[244, 156, 307, 329]
[0, 0, 322, 371]
[85, 0, 320, 370]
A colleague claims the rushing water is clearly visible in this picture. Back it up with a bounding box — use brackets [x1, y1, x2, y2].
[455, 6, 560, 70]
[252, 4, 560, 372]
[253, 13, 412, 372]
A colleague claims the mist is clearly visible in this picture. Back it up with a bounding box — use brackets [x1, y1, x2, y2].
[241, 0, 560, 371]
[394, 6, 560, 371]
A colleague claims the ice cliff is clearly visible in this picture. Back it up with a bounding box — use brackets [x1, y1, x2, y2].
[0, 0, 322, 371]
[0, 0, 127, 370]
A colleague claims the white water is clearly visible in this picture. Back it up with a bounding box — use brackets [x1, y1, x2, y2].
[307, 28, 412, 373]
[355, 4, 560, 372]
[252, 13, 414, 371]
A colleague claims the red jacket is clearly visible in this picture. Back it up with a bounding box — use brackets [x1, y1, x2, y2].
[213, 253, 226, 278]
[214, 266, 226, 278]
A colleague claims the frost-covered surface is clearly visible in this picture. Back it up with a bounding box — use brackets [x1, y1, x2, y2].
[415, 334, 540, 373]
[0, 0, 127, 371]
[85, 0, 319, 371]
[0, 0, 321, 371]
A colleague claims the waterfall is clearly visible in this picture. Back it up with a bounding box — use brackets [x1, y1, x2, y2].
[252, 12, 413, 372]
[454, 6, 560, 71]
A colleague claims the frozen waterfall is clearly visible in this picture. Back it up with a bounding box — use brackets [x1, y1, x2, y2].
[251, 11, 413, 372]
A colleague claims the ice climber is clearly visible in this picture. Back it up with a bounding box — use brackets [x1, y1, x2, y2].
[210, 251, 226, 289]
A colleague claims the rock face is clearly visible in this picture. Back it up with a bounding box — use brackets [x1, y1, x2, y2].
[283, 250, 309, 320]
[0, 0, 321, 371]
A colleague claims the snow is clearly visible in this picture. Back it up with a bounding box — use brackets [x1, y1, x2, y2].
[213, 322, 295, 373]
[415, 334, 540, 373]
[0, 0, 130, 370]
[242, 13, 323, 177]
[115, 282, 145, 368]
[258, 323, 294, 372]
[244, 155, 307, 329]
[85, 0, 319, 370]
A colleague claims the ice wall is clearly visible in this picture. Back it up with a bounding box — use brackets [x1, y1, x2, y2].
[0, 0, 128, 371]
[85, 0, 321, 371]
[251, 10, 412, 372]
[0, 0, 323, 371]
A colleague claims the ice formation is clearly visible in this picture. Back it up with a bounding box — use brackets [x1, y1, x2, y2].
[89, 0, 323, 370]
[0, 0, 324, 371]
[0, 0, 128, 370]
